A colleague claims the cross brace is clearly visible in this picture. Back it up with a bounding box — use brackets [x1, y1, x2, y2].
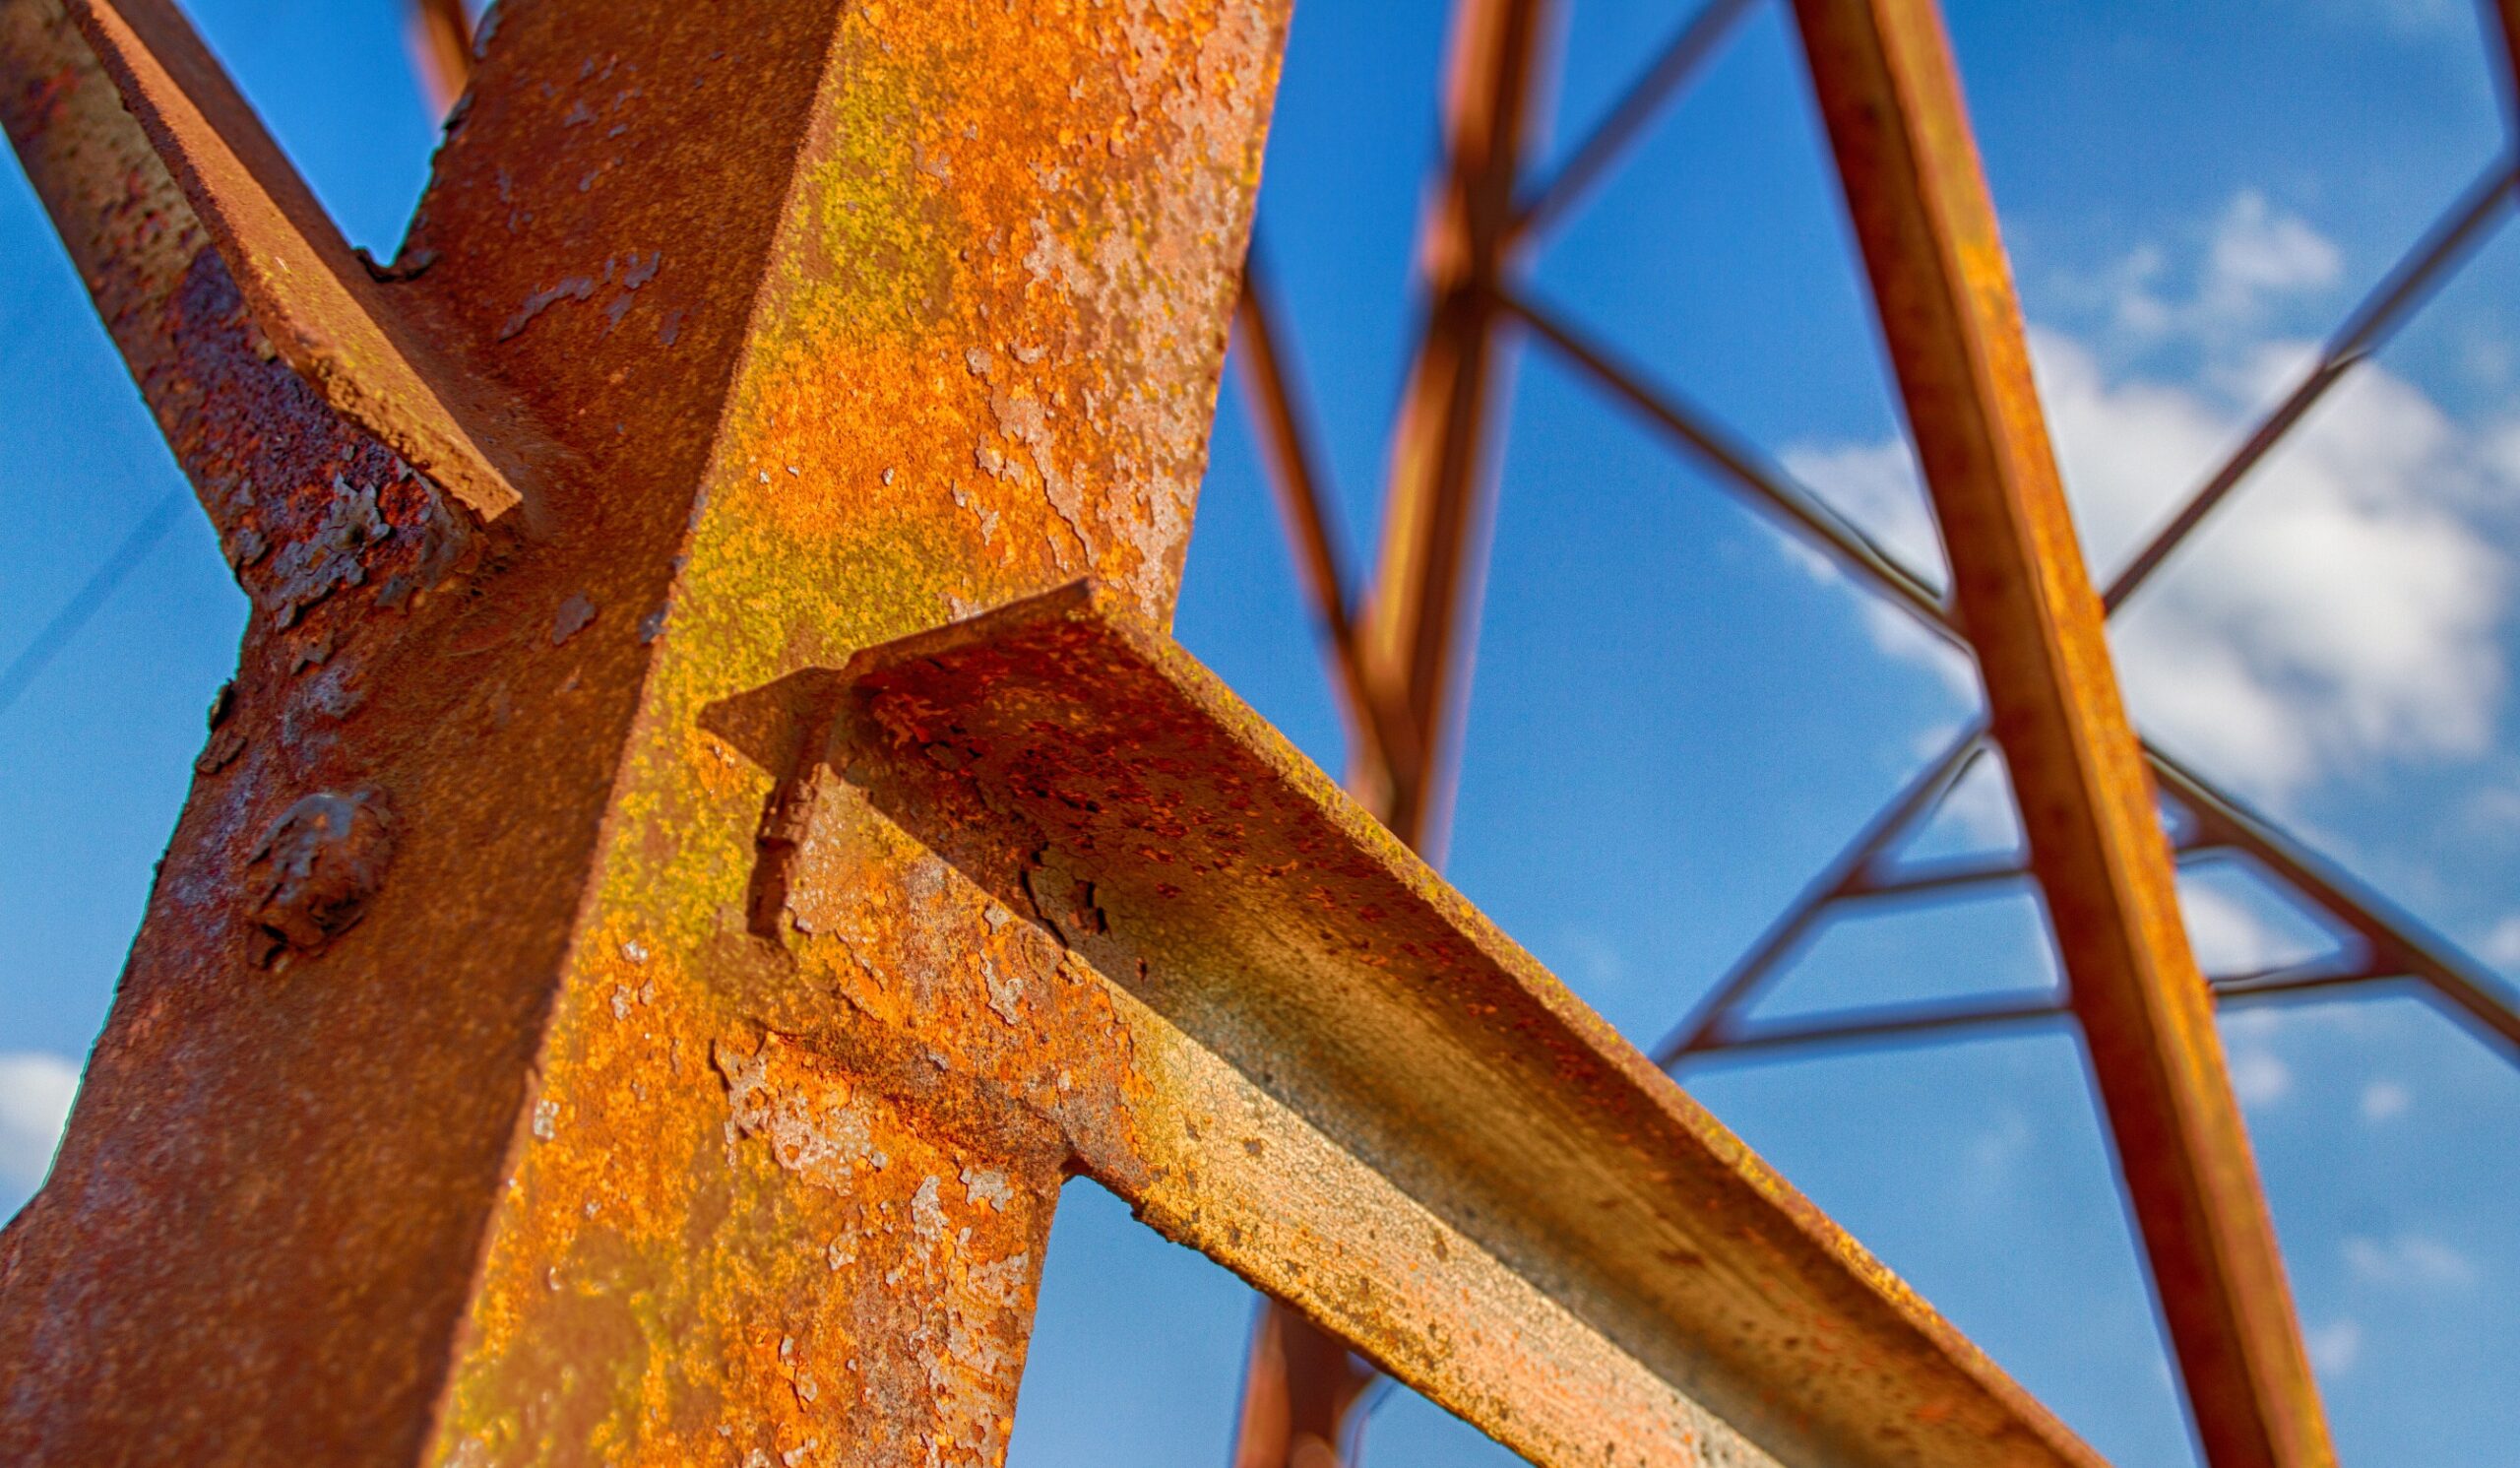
[0, 1, 2110, 1465]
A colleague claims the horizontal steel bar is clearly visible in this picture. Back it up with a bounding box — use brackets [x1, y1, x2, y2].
[842, 582, 2105, 1468]
[1841, 854, 2029, 902]
[1686, 966, 2396, 1063]
[1846, 831, 2227, 904]
[1691, 992, 2069, 1061]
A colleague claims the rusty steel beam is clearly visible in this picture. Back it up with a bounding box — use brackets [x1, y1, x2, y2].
[0, 0, 1293, 1460]
[845, 581, 2108, 1468]
[1790, 3, 2337, 1466]
[76, 0, 536, 523]
[0, 2, 2120, 1464]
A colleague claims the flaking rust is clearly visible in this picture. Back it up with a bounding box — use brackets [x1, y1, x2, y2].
[0, 0, 1279, 1460]
[0, 2, 2119, 1467]
[281, 0, 1276, 1463]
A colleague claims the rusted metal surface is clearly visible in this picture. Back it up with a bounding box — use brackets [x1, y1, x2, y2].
[0, 0, 1292, 1463]
[1791, 3, 2336, 1466]
[842, 580, 2106, 1468]
[72, 0, 535, 521]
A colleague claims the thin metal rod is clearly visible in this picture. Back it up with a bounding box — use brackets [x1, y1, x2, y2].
[1500, 287, 1957, 633]
[1846, 828, 2227, 903]
[1841, 853, 2029, 903]
[1689, 964, 2403, 1063]
[2207, 961, 2384, 1001]
[0, 488, 185, 721]
[2101, 160, 2516, 611]
[1509, 0, 1761, 242]
[1351, 0, 1552, 854]
[1654, 728, 1984, 1064]
[1232, 243, 1420, 792]
[1696, 992, 2069, 1060]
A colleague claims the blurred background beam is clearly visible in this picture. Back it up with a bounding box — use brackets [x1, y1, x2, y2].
[1792, 2, 2336, 1464]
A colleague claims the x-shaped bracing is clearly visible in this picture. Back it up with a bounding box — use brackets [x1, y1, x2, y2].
[0, 2, 2121, 1466]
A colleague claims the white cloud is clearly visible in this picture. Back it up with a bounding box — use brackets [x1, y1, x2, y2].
[2484, 916, 2520, 966]
[2217, 1006, 2296, 1109]
[1786, 192, 2513, 807]
[2359, 1078, 2412, 1121]
[2306, 1318, 2363, 1377]
[2102, 192, 2343, 349]
[2178, 882, 2295, 976]
[2344, 1231, 2482, 1289]
[0, 1051, 79, 1195]
[2225, 1046, 2294, 1109]
[2093, 349, 2509, 795]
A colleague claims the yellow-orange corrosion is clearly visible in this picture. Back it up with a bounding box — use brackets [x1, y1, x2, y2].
[0, 2, 2132, 1466]
[1, 1, 1287, 1463]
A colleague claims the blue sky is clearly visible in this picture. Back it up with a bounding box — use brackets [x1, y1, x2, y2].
[3, 2, 2516, 1465]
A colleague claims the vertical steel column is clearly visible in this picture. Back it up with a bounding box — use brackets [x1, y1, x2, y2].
[1790, 3, 2337, 1466]
[1355, 0, 1552, 844]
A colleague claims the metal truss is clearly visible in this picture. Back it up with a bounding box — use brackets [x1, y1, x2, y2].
[5, 0, 2513, 1465]
[1220, 1, 2520, 1466]
[0, 1, 2122, 1466]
